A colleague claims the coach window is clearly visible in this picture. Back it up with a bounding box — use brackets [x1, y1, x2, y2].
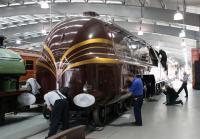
[25, 60, 34, 70]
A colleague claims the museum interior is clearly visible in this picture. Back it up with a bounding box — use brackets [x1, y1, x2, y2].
[0, 0, 200, 139]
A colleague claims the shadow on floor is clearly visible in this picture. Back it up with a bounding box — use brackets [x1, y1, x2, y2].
[108, 122, 133, 127]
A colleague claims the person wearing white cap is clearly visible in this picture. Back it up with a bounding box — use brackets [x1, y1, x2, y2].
[44, 87, 69, 138]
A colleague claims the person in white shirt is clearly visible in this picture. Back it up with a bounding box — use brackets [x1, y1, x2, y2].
[177, 72, 189, 97]
[25, 78, 41, 95]
[44, 87, 69, 137]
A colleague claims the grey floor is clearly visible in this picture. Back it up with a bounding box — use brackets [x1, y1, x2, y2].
[0, 113, 49, 139]
[87, 81, 200, 139]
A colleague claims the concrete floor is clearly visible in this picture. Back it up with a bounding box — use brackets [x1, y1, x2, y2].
[0, 113, 49, 139]
[1, 80, 200, 139]
[87, 81, 200, 139]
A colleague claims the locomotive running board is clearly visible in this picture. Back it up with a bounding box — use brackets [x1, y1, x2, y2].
[106, 93, 132, 106]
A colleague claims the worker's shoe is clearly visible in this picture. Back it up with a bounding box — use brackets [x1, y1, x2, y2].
[180, 100, 183, 105]
[131, 122, 142, 126]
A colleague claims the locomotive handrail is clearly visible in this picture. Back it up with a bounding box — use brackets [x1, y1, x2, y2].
[106, 93, 132, 106]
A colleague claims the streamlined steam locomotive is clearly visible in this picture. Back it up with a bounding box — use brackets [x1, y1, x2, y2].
[36, 13, 158, 125]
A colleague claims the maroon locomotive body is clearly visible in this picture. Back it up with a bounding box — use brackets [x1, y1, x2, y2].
[36, 14, 158, 125]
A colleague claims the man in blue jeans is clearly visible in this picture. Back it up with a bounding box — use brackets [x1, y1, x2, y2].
[127, 74, 144, 126]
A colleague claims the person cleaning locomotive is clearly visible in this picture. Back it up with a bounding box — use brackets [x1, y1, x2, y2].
[163, 84, 183, 105]
[24, 78, 41, 95]
[158, 49, 168, 72]
[177, 71, 189, 98]
[44, 87, 69, 138]
[127, 73, 144, 126]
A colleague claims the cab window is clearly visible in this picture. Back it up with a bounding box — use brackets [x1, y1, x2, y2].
[25, 60, 34, 70]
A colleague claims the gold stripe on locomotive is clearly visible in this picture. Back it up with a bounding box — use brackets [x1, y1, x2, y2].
[60, 38, 112, 64]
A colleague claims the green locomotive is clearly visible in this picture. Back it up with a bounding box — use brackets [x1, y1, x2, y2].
[0, 36, 26, 124]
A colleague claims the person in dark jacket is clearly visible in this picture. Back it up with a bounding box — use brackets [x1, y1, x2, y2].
[163, 85, 183, 105]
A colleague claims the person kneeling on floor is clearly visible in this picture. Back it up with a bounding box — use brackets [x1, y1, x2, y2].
[44, 87, 69, 138]
[163, 84, 183, 105]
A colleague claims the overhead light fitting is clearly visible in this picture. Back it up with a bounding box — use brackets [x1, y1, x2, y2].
[16, 39, 21, 44]
[174, 10, 183, 20]
[174, 0, 183, 20]
[137, 5, 144, 36]
[131, 44, 137, 49]
[156, 45, 160, 50]
[106, 1, 123, 4]
[179, 29, 186, 38]
[39, 1, 49, 9]
[137, 27, 143, 36]
[41, 29, 47, 34]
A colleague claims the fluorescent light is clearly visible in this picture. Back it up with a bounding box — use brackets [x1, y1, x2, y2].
[10, 3, 21, 6]
[39, 1, 49, 9]
[138, 30, 143, 35]
[174, 11, 183, 20]
[106, 1, 123, 4]
[55, 0, 68, 3]
[24, 1, 37, 5]
[71, 0, 85, 3]
[137, 26, 144, 36]
[88, 0, 104, 3]
[0, 4, 7, 7]
[156, 45, 160, 50]
[16, 39, 21, 44]
[131, 44, 137, 49]
[41, 29, 47, 34]
[128, 45, 137, 49]
[179, 29, 186, 38]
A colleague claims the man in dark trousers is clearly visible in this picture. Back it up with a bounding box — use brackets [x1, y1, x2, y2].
[0, 35, 6, 48]
[177, 71, 189, 97]
[44, 87, 69, 137]
[163, 84, 183, 105]
[127, 74, 144, 126]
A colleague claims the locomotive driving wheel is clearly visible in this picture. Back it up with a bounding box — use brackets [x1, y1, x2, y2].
[0, 113, 5, 125]
[116, 102, 123, 115]
[124, 98, 132, 110]
[0, 107, 5, 125]
[0, 106, 5, 125]
[93, 106, 106, 126]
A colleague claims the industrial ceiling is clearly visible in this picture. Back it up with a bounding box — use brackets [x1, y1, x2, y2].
[0, 0, 200, 66]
